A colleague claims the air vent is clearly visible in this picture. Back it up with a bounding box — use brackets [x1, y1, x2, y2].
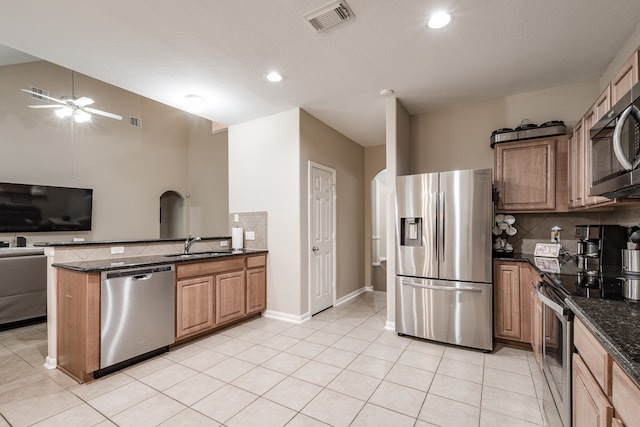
[28, 86, 49, 102]
[304, 1, 354, 32]
[129, 116, 143, 128]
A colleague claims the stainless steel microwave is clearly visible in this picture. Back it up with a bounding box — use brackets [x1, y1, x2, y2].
[590, 81, 640, 198]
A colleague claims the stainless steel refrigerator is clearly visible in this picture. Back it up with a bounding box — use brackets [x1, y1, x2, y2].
[396, 168, 493, 351]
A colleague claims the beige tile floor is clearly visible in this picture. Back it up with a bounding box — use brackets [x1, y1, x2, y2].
[0, 291, 547, 426]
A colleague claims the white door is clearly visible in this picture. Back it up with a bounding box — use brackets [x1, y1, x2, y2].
[309, 162, 335, 315]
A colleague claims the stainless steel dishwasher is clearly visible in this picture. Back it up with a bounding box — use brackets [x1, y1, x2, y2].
[100, 264, 175, 370]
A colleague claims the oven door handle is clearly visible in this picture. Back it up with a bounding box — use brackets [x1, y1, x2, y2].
[536, 282, 565, 316]
[613, 104, 640, 171]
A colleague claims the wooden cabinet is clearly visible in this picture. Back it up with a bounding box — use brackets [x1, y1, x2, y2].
[493, 261, 533, 345]
[611, 361, 640, 427]
[573, 353, 614, 427]
[582, 90, 611, 207]
[246, 255, 267, 314]
[215, 270, 246, 324]
[176, 276, 215, 339]
[56, 269, 100, 383]
[568, 121, 584, 209]
[573, 317, 640, 427]
[494, 136, 568, 212]
[175, 254, 267, 340]
[611, 49, 639, 105]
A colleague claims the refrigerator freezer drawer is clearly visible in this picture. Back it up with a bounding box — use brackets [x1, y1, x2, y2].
[396, 276, 493, 351]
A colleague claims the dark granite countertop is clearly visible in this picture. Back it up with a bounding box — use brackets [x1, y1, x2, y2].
[494, 253, 640, 388]
[52, 249, 268, 273]
[566, 297, 640, 389]
[34, 236, 231, 247]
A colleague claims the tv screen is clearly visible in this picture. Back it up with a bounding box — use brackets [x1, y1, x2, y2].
[0, 182, 93, 232]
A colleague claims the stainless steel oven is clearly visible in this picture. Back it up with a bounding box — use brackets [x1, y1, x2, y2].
[590, 81, 640, 198]
[537, 280, 573, 427]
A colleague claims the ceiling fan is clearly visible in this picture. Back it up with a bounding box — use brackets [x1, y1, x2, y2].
[21, 76, 123, 123]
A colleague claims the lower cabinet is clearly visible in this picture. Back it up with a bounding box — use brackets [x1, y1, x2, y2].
[215, 270, 246, 325]
[493, 260, 533, 345]
[176, 276, 215, 339]
[175, 254, 267, 342]
[573, 317, 636, 427]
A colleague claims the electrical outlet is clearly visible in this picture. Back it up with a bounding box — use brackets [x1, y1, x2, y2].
[245, 231, 255, 241]
[111, 246, 125, 255]
[234, 214, 239, 222]
[220, 241, 228, 247]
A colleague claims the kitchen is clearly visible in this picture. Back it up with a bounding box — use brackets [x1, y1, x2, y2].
[2, 1, 640, 426]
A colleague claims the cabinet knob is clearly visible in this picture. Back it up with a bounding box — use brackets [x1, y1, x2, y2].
[312, 246, 319, 252]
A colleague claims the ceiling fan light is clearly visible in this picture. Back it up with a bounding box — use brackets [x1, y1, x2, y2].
[74, 109, 92, 123]
[55, 106, 73, 118]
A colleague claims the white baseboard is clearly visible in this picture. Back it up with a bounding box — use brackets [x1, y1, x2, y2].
[335, 286, 369, 306]
[262, 310, 309, 324]
[364, 285, 374, 292]
[44, 356, 57, 370]
[385, 320, 396, 331]
[372, 262, 381, 267]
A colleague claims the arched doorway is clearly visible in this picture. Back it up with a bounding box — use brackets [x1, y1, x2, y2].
[159, 190, 185, 239]
[371, 169, 387, 291]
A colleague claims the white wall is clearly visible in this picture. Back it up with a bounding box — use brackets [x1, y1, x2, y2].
[228, 109, 302, 317]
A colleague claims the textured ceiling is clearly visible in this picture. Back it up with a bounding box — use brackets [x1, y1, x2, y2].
[1, 1, 640, 146]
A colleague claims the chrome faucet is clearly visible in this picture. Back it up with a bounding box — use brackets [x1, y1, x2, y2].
[184, 236, 201, 254]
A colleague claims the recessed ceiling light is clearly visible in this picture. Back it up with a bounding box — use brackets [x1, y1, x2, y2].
[427, 11, 452, 29]
[266, 72, 284, 83]
[183, 94, 206, 113]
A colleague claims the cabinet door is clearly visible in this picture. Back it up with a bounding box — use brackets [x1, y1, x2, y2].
[519, 264, 532, 345]
[246, 267, 266, 314]
[494, 262, 522, 340]
[583, 92, 611, 207]
[573, 354, 613, 427]
[611, 361, 640, 427]
[532, 285, 543, 368]
[495, 138, 556, 211]
[569, 120, 585, 208]
[176, 276, 215, 339]
[215, 270, 246, 325]
[611, 50, 639, 105]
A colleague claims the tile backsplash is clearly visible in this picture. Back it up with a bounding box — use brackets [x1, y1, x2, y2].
[500, 206, 640, 254]
[228, 211, 268, 250]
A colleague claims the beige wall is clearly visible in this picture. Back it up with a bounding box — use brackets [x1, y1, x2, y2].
[228, 109, 302, 317]
[0, 61, 228, 243]
[187, 127, 229, 237]
[300, 109, 365, 310]
[364, 145, 386, 287]
[601, 22, 640, 89]
[411, 79, 601, 174]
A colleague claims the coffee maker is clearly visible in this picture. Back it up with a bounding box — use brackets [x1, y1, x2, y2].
[575, 225, 628, 271]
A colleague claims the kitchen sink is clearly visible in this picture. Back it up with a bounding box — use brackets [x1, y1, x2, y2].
[164, 250, 231, 259]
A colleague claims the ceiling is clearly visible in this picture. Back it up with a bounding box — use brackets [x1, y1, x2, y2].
[1, 1, 640, 147]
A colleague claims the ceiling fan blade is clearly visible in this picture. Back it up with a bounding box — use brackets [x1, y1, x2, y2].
[73, 96, 94, 107]
[83, 107, 123, 120]
[28, 105, 64, 109]
[20, 88, 66, 105]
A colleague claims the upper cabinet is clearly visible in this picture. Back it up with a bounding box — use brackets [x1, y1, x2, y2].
[611, 49, 639, 105]
[567, 46, 640, 211]
[494, 136, 568, 212]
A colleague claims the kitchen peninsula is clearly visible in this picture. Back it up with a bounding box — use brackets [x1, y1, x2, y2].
[45, 238, 267, 383]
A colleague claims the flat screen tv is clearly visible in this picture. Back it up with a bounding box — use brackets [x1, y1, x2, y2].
[0, 182, 93, 232]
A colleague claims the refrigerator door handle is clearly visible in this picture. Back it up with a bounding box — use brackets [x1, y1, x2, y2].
[433, 191, 439, 262]
[401, 279, 483, 293]
[440, 191, 445, 263]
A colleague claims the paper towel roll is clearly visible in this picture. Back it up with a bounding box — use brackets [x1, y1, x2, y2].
[232, 227, 244, 250]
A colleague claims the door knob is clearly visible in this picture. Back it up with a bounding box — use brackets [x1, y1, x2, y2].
[312, 246, 319, 252]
